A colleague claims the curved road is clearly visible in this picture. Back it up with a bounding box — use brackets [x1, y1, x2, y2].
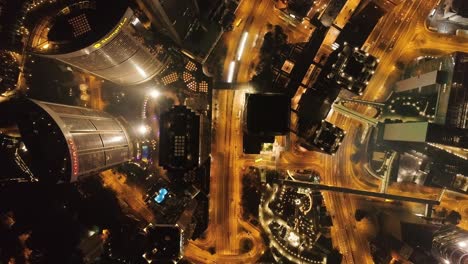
[185, 0, 468, 263]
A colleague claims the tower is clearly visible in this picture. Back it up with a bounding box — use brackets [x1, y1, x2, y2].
[334, 1, 385, 48]
[158, 105, 200, 171]
[30, 1, 171, 86]
[13, 98, 135, 183]
[432, 225, 468, 264]
[393, 52, 467, 129]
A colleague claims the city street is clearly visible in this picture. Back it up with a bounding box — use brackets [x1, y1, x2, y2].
[185, 0, 468, 263]
[2, 0, 466, 263]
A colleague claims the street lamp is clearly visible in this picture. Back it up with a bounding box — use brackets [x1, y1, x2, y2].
[149, 89, 160, 99]
[138, 124, 149, 135]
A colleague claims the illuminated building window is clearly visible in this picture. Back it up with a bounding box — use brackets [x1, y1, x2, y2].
[185, 61, 197, 72]
[187, 81, 197, 92]
[174, 136, 185, 157]
[161, 72, 179, 85]
[182, 71, 194, 83]
[69, 14, 91, 38]
[199, 81, 208, 93]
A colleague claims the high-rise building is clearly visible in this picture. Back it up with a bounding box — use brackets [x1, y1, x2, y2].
[244, 93, 290, 136]
[0, 50, 20, 93]
[394, 52, 468, 129]
[394, 70, 447, 94]
[383, 122, 468, 148]
[142, 199, 198, 263]
[326, 43, 379, 95]
[159, 105, 200, 171]
[334, 1, 385, 48]
[319, 0, 346, 27]
[30, 1, 171, 86]
[14, 98, 135, 184]
[242, 93, 290, 154]
[370, 212, 468, 264]
[446, 52, 468, 129]
[135, 0, 199, 46]
[432, 225, 468, 264]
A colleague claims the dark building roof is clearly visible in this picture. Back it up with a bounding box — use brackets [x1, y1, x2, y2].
[242, 134, 262, 154]
[312, 121, 345, 153]
[264, 25, 350, 155]
[390, 52, 467, 129]
[143, 224, 182, 263]
[136, 0, 199, 45]
[245, 93, 290, 136]
[284, 25, 328, 97]
[46, 1, 128, 52]
[297, 91, 332, 132]
[427, 150, 468, 193]
[369, 234, 436, 264]
[326, 43, 379, 95]
[334, 2, 385, 48]
[452, 0, 468, 17]
[383, 122, 468, 148]
[446, 52, 468, 129]
[0, 51, 20, 93]
[320, 0, 346, 27]
[301, 120, 345, 154]
[242, 134, 274, 154]
[0, 0, 26, 50]
[426, 123, 468, 148]
[159, 105, 200, 171]
[400, 222, 438, 251]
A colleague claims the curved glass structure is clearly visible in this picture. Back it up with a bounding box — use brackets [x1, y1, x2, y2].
[16, 99, 135, 183]
[31, 1, 170, 86]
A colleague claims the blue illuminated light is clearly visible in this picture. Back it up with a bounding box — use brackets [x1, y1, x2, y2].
[142, 145, 149, 161]
[154, 188, 168, 204]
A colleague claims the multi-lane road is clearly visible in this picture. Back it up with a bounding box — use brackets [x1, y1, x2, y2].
[184, 0, 468, 263]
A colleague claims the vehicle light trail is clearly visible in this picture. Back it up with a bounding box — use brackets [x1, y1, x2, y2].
[236, 32, 249, 61]
[227, 61, 236, 83]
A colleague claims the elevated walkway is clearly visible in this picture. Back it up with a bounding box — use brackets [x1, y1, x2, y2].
[280, 179, 440, 205]
[332, 102, 380, 126]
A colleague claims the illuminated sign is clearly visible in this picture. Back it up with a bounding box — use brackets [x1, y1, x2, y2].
[68, 139, 79, 176]
[93, 17, 128, 48]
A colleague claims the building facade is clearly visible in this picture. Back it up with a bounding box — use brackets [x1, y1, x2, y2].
[446, 52, 468, 129]
[31, 1, 171, 86]
[326, 43, 379, 95]
[16, 99, 135, 183]
[383, 122, 468, 148]
[334, 1, 385, 48]
[432, 225, 468, 264]
[135, 0, 199, 46]
[394, 52, 467, 129]
[159, 105, 200, 171]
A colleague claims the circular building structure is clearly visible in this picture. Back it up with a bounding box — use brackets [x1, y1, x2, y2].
[15, 99, 135, 183]
[30, 0, 170, 86]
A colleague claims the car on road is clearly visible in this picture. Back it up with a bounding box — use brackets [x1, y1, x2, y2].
[234, 18, 243, 27]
